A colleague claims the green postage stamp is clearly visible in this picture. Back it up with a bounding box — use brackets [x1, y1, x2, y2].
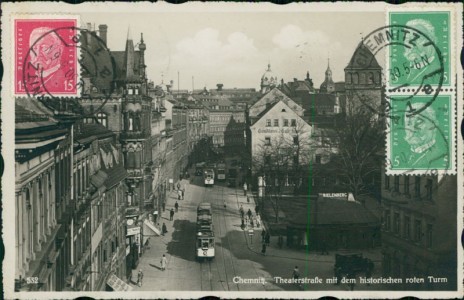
[386, 9, 457, 175]
[1, 2, 462, 300]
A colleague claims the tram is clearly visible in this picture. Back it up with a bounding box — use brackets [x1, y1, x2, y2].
[204, 169, 215, 186]
[216, 163, 226, 181]
[196, 202, 215, 260]
[195, 162, 206, 176]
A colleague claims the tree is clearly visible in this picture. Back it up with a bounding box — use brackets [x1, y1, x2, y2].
[325, 104, 385, 200]
[252, 118, 314, 222]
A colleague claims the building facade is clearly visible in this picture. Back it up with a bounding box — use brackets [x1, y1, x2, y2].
[15, 98, 71, 291]
[381, 172, 457, 290]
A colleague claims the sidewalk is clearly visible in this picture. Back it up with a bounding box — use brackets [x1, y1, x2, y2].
[130, 179, 194, 291]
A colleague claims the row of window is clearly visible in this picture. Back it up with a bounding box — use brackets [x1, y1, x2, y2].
[385, 175, 433, 201]
[384, 210, 433, 248]
[266, 118, 297, 127]
[264, 136, 299, 146]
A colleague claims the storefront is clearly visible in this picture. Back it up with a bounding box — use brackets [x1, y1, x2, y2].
[284, 193, 380, 251]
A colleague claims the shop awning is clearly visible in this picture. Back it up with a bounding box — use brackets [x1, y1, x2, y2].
[143, 219, 160, 237]
[106, 273, 133, 291]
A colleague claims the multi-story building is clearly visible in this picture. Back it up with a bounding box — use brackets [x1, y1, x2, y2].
[185, 102, 210, 165]
[71, 122, 128, 291]
[15, 98, 71, 291]
[205, 99, 246, 149]
[79, 24, 158, 280]
[381, 171, 457, 290]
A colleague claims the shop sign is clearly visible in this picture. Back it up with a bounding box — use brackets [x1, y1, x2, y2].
[127, 226, 140, 236]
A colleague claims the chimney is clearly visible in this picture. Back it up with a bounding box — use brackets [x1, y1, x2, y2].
[217, 83, 223, 91]
[293, 78, 298, 82]
[98, 24, 108, 45]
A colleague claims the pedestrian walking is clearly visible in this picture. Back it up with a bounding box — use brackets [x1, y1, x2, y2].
[255, 204, 259, 215]
[181, 189, 185, 200]
[293, 266, 300, 279]
[177, 182, 181, 191]
[247, 208, 252, 219]
[243, 182, 248, 196]
[241, 218, 245, 230]
[162, 222, 167, 235]
[137, 269, 144, 287]
[160, 254, 167, 271]
[175, 201, 179, 212]
[261, 243, 267, 256]
[162, 201, 166, 212]
[261, 230, 266, 243]
[265, 232, 270, 246]
[177, 189, 182, 200]
[170, 208, 174, 221]
[153, 211, 159, 224]
[293, 266, 302, 289]
[239, 205, 244, 218]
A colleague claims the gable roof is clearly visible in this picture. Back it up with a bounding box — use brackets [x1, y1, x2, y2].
[345, 42, 381, 70]
[250, 100, 310, 128]
[249, 87, 303, 118]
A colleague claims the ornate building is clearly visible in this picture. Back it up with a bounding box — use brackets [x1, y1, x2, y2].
[319, 59, 335, 93]
[260, 63, 279, 94]
[15, 98, 71, 291]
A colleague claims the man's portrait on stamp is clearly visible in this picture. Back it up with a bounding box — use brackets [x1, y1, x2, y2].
[390, 96, 451, 171]
[1, 2, 462, 299]
[15, 19, 78, 95]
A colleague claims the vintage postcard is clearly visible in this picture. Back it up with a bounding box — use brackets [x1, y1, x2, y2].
[1, 1, 462, 299]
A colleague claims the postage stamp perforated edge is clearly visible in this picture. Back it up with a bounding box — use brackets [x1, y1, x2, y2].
[11, 13, 81, 98]
[385, 6, 458, 176]
[386, 5, 456, 88]
[1, 2, 463, 300]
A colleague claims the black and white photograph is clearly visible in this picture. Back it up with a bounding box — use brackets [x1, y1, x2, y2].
[2, 1, 463, 299]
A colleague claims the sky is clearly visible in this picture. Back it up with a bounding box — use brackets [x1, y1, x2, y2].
[82, 11, 384, 91]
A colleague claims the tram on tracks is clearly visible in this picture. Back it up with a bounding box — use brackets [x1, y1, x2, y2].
[216, 163, 226, 181]
[196, 202, 215, 260]
[204, 169, 215, 186]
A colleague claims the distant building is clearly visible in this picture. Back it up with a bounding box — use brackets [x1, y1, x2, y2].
[344, 41, 383, 114]
[249, 99, 312, 186]
[319, 59, 335, 93]
[260, 63, 279, 94]
[249, 87, 304, 124]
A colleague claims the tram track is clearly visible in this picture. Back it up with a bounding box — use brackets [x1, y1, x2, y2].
[216, 182, 242, 291]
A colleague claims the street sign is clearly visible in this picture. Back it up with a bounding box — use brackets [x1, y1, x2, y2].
[248, 229, 254, 236]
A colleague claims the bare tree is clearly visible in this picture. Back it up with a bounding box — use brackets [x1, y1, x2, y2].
[252, 118, 314, 222]
[325, 104, 385, 200]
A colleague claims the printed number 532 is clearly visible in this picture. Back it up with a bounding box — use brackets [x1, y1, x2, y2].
[26, 277, 38, 284]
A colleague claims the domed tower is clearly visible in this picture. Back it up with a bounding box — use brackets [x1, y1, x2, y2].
[319, 58, 335, 93]
[260, 63, 278, 94]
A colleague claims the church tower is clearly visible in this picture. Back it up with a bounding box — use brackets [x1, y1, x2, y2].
[319, 59, 335, 93]
[260, 63, 278, 94]
[344, 40, 383, 114]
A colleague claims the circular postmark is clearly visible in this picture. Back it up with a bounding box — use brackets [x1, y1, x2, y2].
[350, 24, 444, 118]
[22, 26, 116, 117]
[386, 104, 451, 173]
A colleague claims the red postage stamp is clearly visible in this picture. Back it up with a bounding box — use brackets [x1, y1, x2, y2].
[15, 18, 78, 96]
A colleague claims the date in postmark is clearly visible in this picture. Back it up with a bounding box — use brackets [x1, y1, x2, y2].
[15, 18, 78, 96]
